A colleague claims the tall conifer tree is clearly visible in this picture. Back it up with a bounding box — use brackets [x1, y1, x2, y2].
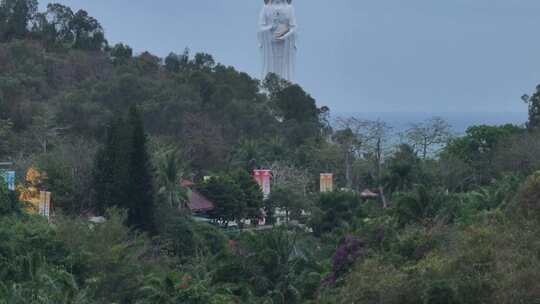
[93, 107, 155, 232]
[93, 117, 131, 213]
[126, 106, 155, 232]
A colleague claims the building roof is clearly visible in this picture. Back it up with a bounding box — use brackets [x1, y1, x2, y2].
[188, 190, 215, 212]
[360, 189, 379, 199]
[181, 180, 215, 212]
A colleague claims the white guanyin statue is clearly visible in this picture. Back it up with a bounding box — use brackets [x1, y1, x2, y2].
[258, 0, 297, 82]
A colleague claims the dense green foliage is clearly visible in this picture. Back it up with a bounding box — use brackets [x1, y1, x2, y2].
[2, 1, 540, 303]
[0, 181, 19, 215]
[93, 106, 155, 232]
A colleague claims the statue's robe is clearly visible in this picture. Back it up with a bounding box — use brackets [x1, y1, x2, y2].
[258, 2, 297, 82]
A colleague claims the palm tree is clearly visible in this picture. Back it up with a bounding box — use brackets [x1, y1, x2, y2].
[157, 151, 188, 213]
[137, 274, 177, 304]
[232, 139, 260, 170]
[0, 261, 91, 304]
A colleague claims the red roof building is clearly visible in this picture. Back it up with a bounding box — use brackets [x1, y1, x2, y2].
[360, 189, 379, 199]
[181, 180, 215, 213]
[188, 189, 215, 212]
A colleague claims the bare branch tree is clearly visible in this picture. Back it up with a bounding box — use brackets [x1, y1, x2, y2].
[404, 117, 452, 159]
[334, 117, 370, 188]
[270, 162, 311, 196]
[334, 117, 393, 207]
[362, 120, 393, 208]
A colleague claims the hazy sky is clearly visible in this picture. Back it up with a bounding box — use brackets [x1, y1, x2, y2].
[39, 0, 540, 114]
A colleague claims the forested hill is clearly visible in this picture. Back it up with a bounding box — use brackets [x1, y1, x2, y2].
[5, 1, 540, 304]
[0, 1, 328, 176]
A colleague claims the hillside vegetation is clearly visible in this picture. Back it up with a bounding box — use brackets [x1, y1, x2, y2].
[3, 1, 540, 303]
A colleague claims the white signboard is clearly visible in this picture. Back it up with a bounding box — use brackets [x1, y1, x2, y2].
[39, 191, 51, 219]
[1, 170, 15, 191]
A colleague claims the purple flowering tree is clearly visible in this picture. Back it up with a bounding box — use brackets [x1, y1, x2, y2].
[323, 235, 365, 286]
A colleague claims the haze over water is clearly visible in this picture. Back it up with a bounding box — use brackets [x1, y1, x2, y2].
[334, 111, 528, 135]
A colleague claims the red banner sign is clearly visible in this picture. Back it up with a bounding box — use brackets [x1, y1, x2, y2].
[320, 173, 334, 193]
[253, 170, 272, 199]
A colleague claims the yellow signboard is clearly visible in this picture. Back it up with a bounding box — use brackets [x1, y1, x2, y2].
[18, 168, 51, 218]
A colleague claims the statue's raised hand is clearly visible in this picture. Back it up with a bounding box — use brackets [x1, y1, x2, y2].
[274, 24, 289, 39]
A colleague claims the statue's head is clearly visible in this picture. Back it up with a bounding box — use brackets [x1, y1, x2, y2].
[264, 0, 292, 4]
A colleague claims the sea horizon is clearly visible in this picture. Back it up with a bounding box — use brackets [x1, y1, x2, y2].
[331, 111, 528, 135]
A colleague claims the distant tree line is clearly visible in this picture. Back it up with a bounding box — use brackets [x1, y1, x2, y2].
[1, 0, 107, 50]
